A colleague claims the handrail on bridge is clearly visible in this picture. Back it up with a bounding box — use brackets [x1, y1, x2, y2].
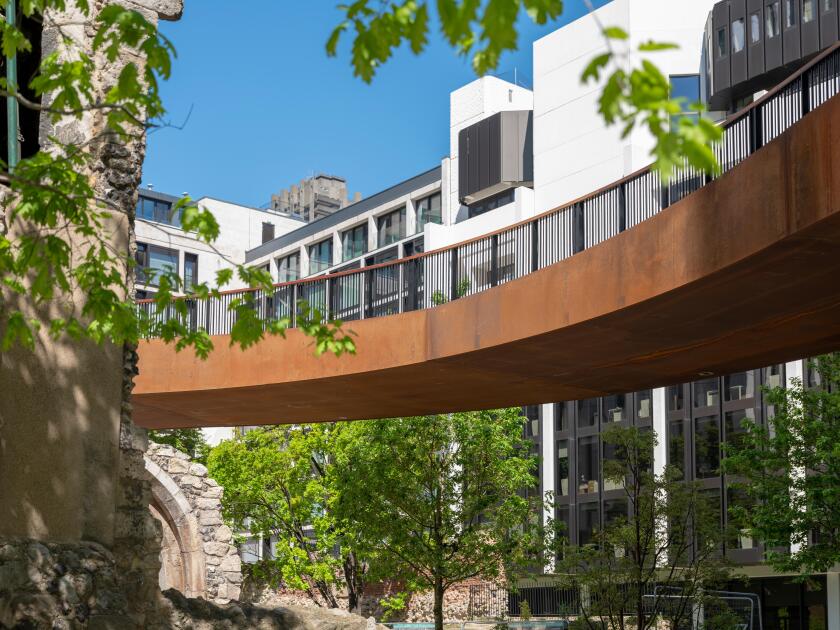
[137, 43, 840, 337]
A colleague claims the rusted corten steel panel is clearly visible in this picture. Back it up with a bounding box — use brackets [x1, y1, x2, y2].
[134, 96, 840, 429]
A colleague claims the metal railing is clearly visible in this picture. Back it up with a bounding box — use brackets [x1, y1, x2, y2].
[137, 43, 840, 335]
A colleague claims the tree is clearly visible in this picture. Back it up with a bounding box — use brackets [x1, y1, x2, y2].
[1, 1, 354, 359]
[328, 409, 550, 630]
[206, 425, 367, 611]
[149, 428, 210, 463]
[329, 0, 722, 179]
[726, 353, 840, 576]
[556, 425, 734, 630]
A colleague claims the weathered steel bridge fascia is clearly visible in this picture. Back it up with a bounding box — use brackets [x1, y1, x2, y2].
[134, 58, 840, 429]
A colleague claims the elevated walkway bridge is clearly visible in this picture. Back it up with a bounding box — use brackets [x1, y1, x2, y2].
[135, 45, 840, 429]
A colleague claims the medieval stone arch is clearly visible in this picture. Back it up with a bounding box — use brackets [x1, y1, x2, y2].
[144, 443, 242, 604]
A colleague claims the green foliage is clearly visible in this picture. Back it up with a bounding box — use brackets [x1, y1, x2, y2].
[148, 428, 210, 464]
[431, 278, 471, 306]
[726, 354, 840, 575]
[1, 1, 354, 362]
[207, 425, 347, 608]
[518, 599, 531, 621]
[556, 425, 733, 630]
[329, 408, 551, 630]
[378, 591, 410, 622]
[330, 2, 722, 180]
[328, 0, 563, 80]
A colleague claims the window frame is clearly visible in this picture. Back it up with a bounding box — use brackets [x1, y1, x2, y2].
[277, 252, 301, 283]
[308, 239, 333, 275]
[341, 223, 369, 262]
[766, 1, 782, 38]
[136, 242, 179, 287]
[183, 252, 198, 292]
[415, 192, 443, 231]
[377, 206, 407, 247]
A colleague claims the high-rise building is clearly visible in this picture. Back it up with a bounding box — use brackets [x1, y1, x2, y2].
[270, 174, 362, 223]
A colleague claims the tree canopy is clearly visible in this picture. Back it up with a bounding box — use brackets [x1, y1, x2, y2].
[206, 409, 551, 628]
[557, 425, 734, 630]
[726, 354, 840, 576]
[330, 409, 550, 630]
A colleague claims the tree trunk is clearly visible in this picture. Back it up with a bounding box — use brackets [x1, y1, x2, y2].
[343, 551, 366, 613]
[433, 577, 445, 630]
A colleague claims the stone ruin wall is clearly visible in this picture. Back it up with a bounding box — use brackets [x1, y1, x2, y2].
[144, 442, 242, 604]
[244, 576, 509, 623]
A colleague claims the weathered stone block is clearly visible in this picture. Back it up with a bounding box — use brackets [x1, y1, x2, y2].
[178, 474, 202, 488]
[203, 542, 229, 557]
[167, 457, 190, 474]
[189, 462, 208, 477]
[220, 555, 241, 573]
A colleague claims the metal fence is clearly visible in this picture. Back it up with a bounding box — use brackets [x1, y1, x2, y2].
[138, 43, 840, 335]
[467, 583, 762, 630]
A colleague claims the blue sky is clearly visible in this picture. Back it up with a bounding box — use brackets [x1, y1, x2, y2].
[143, 0, 609, 207]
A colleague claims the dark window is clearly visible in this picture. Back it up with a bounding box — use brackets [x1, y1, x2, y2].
[603, 394, 627, 423]
[668, 384, 684, 412]
[784, 0, 796, 26]
[136, 242, 178, 287]
[309, 240, 333, 274]
[556, 403, 570, 432]
[277, 252, 300, 283]
[765, 364, 783, 389]
[717, 27, 728, 58]
[416, 193, 442, 230]
[724, 372, 755, 402]
[577, 398, 599, 429]
[669, 420, 685, 479]
[578, 502, 599, 546]
[523, 406, 540, 438]
[697, 489, 722, 551]
[826, 0, 835, 11]
[724, 408, 756, 451]
[693, 378, 720, 409]
[377, 207, 406, 247]
[602, 441, 625, 492]
[732, 18, 746, 52]
[556, 505, 571, 544]
[766, 2, 781, 37]
[577, 436, 599, 495]
[636, 390, 652, 422]
[262, 222, 275, 244]
[557, 440, 570, 497]
[467, 189, 515, 219]
[695, 415, 721, 479]
[727, 488, 756, 549]
[183, 253, 198, 291]
[136, 195, 181, 227]
[604, 498, 628, 528]
[341, 224, 368, 261]
[670, 75, 701, 130]
[135, 242, 149, 283]
[750, 12, 762, 42]
[404, 237, 424, 256]
[803, 0, 816, 21]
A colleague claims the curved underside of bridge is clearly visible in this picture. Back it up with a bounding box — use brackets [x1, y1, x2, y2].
[135, 96, 840, 429]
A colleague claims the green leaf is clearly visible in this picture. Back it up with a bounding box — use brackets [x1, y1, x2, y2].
[602, 26, 628, 40]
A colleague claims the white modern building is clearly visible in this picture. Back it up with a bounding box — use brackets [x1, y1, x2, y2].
[134, 188, 306, 300]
